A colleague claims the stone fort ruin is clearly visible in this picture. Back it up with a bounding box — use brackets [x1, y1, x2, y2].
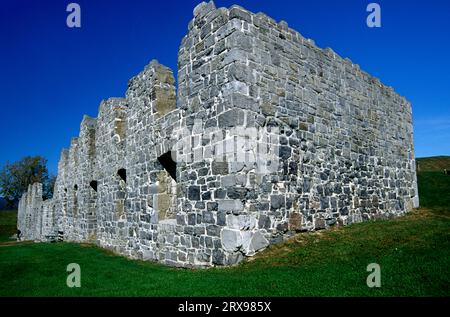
[18, 2, 419, 267]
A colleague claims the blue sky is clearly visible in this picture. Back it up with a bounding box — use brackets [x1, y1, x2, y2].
[0, 0, 449, 175]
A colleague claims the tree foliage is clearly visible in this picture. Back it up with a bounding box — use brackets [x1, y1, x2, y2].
[0, 156, 55, 207]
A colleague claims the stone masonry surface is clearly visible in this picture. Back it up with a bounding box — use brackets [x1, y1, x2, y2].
[17, 1, 419, 268]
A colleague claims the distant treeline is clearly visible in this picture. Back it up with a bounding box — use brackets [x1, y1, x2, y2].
[0, 197, 16, 211]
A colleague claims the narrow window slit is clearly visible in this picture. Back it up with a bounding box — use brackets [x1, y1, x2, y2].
[157, 151, 177, 181]
[117, 169, 127, 183]
[90, 180, 98, 192]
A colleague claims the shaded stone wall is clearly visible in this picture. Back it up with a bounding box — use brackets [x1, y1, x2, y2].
[17, 1, 418, 267]
[18, 183, 44, 241]
[124, 61, 181, 261]
[95, 98, 128, 252]
[54, 149, 69, 240]
[41, 199, 56, 239]
[77, 115, 97, 242]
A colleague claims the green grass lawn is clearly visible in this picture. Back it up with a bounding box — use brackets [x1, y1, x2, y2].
[0, 169, 449, 296]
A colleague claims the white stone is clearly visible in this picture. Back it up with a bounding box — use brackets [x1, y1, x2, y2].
[221, 228, 242, 252]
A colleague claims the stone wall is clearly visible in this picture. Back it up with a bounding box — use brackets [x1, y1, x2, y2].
[17, 1, 419, 267]
[18, 183, 44, 241]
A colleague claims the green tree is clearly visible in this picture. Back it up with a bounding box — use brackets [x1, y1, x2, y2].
[0, 156, 55, 207]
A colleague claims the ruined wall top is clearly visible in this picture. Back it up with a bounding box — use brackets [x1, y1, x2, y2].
[185, 1, 410, 107]
[81, 115, 97, 129]
[126, 60, 177, 118]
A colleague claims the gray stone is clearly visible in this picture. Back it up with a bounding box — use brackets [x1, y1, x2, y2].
[212, 161, 229, 175]
[227, 187, 247, 199]
[207, 202, 218, 211]
[193, 1, 216, 19]
[258, 214, 271, 229]
[221, 228, 242, 252]
[270, 195, 285, 210]
[218, 108, 244, 128]
[229, 6, 252, 23]
[217, 211, 226, 226]
[227, 214, 256, 230]
[202, 210, 215, 224]
[218, 200, 244, 212]
[188, 186, 200, 200]
[248, 231, 269, 254]
[226, 252, 244, 265]
[221, 175, 236, 187]
[212, 249, 225, 265]
[206, 224, 221, 237]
